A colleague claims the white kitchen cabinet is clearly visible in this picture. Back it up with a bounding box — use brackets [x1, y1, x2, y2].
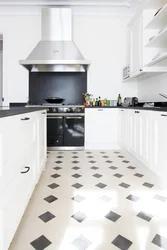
[150, 112, 167, 178]
[128, 110, 139, 157]
[130, 16, 143, 76]
[118, 109, 129, 150]
[85, 108, 119, 150]
[0, 109, 47, 250]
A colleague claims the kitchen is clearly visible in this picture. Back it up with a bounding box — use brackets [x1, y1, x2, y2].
[1, 0, 167, 250]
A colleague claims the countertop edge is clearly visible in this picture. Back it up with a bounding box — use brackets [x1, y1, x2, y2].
[85, 106, 167, 112]
[0, 107, 47, 119]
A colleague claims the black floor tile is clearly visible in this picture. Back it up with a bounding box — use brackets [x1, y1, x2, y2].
[152, 234, 167, 249]
[44, 195, 58, 203]
[127, 166, 136, 170]
[71, 211, 87, 223]
[118, 155, 124, 158]
[95, 183, 107, 189]
[112, 235, 133, 250]
[105, 211, 121, 222]
[154, 194, 167, 202]
[87, 156, 94, 158]
[103, 155, 109, 158]
[30, 235, 52, 250]
[72, 160, 80, 164]
[113, 173, 123, 178]
[56, 156, 63, 159]
[53, 167, 62, 170]
[72, 167, 80, 170]
[89, 160, 96, 163]
[122, 160, 130, 163]
[55, 161, 63, 164]
[39, 211, 55, 223]
[72, 183, 83, 189]
[72, 195, 85, 203]
[72, 235, 92, 250]
[91, 166, 99, 170]
[72, 173, 82, 178]
[134, 173, 144, 178]
[72, 156, 79, 159]
[143, 182, 154, 188]
[106, 160, 113, 163]
[47, 183, 59, 189]
[137, 211, 153, 222]
[119, 182, 130, 189]
[109, 166, 118, 170]
[93, 173, 103, 178]
[51, 173, 61, 179]
[126, 194, 140, 202]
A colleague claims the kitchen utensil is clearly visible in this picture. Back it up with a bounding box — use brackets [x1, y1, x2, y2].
[154, 7, 163, 16]
[45, 97, 65, 104]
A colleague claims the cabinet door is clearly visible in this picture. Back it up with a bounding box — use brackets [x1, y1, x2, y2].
[128, 110, 139, 157]
[38, 111, 47, 172]
[130, 16, 142, 75]
[138, 111, 150, 167]
[150, 112, 167, 178]
[85, 108, 118, 144]
[118, 109, 129, 150]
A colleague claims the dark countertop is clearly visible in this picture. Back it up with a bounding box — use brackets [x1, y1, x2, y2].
[85, 106, 167, 112]
[0, 107, 47, 119]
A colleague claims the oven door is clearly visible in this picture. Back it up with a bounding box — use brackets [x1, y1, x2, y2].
[47, 116, 63, 147]
[64, 115, 84, 147]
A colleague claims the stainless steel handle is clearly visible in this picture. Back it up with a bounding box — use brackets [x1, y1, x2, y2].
[135, 111, 140, 114]
[121, 110, 124, 112]
[47, 116, 63, 119]
[21, 166, 30, 174]
[21, 117, 30, 121]
[66, 117, 83, 119]
[161, 114, 167, 117]
[97, 109, 103, 111]
[41, 112, 46, 114]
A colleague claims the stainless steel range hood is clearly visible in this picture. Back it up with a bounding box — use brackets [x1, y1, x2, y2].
[19, 8, 91, 72]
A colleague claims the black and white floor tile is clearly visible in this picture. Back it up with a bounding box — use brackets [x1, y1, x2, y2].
[9, 150, 167, 250]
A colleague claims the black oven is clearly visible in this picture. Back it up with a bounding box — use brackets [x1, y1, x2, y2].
[47, 106, 85, 150]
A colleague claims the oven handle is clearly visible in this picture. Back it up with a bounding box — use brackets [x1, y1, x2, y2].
[47, 116, 63, 119]
[65, 116, 83, 119]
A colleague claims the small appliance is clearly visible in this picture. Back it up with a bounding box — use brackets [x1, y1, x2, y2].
[123, 97, 138, 107]
[123, 65, 130, 80]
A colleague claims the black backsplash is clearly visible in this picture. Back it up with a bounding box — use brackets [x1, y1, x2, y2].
[29, 72, 87, 105]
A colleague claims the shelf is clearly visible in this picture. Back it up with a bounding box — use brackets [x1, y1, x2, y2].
[145, 4, 167, 30]
[145, 27, 167, 47]
[145, 54, 167, 67]
[123, 71, 165, 82]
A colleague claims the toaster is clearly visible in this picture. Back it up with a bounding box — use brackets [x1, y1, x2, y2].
[123, 97, 138, 107]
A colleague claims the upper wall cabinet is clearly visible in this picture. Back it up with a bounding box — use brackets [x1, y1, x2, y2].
[123, 0, 167, 81]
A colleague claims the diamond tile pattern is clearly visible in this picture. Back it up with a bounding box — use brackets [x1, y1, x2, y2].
[137, 211, 153, 222]
[112, 235, 133, 250]
[126, 194, 140, 202]
[72, 183, 83, 189]
[47, 183, 59, 189]
[9, 150, 165, 250]
[119, 182, 130, 189]
[143, 182, 154, 188]
[39, 211, 55, 223]
[93, 173, 103, 178]
[152, 234, 167, 249]
[72, 235, 92, 250]
[95, 182, 107, 189]
[72, 211, 87, 223]
[51, 173, 61, 179]
[72, 195, 85, 203]
[72, 173, 82, 178]
[30, 235, 52, 250]
[44, 195, 58, 203]
[105, 210, 121, 222]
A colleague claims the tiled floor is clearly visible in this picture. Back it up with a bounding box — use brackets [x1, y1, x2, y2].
[9, 150, 167, 250]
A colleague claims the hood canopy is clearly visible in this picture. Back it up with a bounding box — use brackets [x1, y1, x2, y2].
[19, 8, 90, 72]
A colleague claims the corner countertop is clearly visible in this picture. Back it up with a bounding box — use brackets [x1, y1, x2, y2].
[0, 107, 47, 119]
[85, 106, 167, 112]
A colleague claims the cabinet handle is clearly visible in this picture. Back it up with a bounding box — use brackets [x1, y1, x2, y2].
[21, 117, 30, 121]
[21, 166, 30, 174]
[161, 114, 167, 117]
[97, 109, 103, 111]
[66, 117, 82, 119]
[47, 116, 63, 119]
[135, 111, 140, 114]
[121, 110, 124, 112]
[41, 112, 46, 114]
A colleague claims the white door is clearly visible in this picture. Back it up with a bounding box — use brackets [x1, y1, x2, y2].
[118, 109, 129, 150]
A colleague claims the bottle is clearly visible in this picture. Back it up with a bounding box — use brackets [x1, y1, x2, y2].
[95, 98, 99, 106]
[98, 96, 102, 106]
[117, 94, 122, 106]
[93, 98, 96, 106]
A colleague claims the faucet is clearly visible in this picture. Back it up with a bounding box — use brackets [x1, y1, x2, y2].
[159, 93, 167, 100]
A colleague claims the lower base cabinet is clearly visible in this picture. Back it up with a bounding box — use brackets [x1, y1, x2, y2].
[0, 110, 47, 250]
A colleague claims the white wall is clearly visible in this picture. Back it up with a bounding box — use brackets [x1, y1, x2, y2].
[138, 73, 167, 102]
[0, 6, 137, 106]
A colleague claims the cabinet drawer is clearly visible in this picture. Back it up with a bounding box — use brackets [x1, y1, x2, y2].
[0, 150, 36, 250]
[0, 113, 36, 182]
